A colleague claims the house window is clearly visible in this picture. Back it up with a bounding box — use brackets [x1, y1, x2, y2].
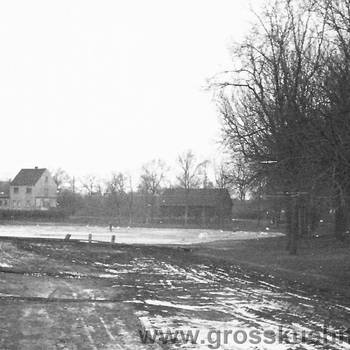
[44, 188, 49, 197]
[26, 200, 31, 207]
[45, 176, 48, 183]
[26, 187, 32, 194]
[13, 187, 19, 194]
[0, 200, 2, 206]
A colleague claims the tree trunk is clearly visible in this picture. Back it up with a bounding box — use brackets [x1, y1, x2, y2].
[334, 196, 347, 241]
[308, 198, 319, 235]
[286, 195, 298, 255]
[184, 205, 188, 226]
[285, 197, 292, 251]
[184, 190, 189, 227]
[256, 193, 262, 228]
[116, 204, 121, 225]
[128, 195, 133, 225]
[150, 195, 155, 225]
[298, 195, 308, 237]
[201, 206, 206, 227]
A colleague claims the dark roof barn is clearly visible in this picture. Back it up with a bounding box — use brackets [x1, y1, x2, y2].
[10, 168, 46, 186]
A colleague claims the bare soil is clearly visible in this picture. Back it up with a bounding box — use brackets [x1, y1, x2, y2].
[194, 235, 350, 299]
[0, 237, 349, 349]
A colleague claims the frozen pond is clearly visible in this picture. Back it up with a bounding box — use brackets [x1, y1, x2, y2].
[0, 224, 283, 245]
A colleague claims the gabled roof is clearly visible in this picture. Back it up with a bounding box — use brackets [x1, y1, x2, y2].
[160, 188, 232, 207]
[11, 168, 46, 186]
[0, 181, 10, 197]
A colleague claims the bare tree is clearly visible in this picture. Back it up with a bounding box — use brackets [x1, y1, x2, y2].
[176, 150, 207, 190]
[126, 174, 134, 225]
[176, 150, 207, 225]
[106, 172, 128, 223]
[215, 157, 253, 200]
[314, 0, 350, 240]
[138, 159, 168, 223]
[212, 0, 327, 253]
[139, 159, 168, 195]
[198, 160, 214, 188]
[51, 168, 71, 191]
[80, 174, 100, 196]
[214, 161, 232, 190]
[107, 172, 126, 194]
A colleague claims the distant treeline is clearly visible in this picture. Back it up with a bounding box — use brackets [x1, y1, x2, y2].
[58, 190, 230, 228]
[0, 195, 334, 234]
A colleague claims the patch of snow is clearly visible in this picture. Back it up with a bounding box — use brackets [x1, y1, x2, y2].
[258, 280, 281, 289]
[286, 292, 312, 301]
[336, 304, 350, 312]
[144, 299, 208, 311]
[0, 262, 12, 268]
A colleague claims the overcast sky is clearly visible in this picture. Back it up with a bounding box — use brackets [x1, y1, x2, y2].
[0, 0, 263, 181]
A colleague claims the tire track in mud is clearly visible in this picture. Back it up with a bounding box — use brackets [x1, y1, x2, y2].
[91, 255, 350, 349]
[2, 240, 350, 349]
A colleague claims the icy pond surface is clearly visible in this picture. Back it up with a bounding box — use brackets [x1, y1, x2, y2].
[0, 224, 282, 244]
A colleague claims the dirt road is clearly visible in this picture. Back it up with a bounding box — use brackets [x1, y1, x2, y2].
[0, 239, 349, 349]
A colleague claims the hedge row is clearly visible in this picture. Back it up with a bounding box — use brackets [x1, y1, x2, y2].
[0, 209, 67, 221]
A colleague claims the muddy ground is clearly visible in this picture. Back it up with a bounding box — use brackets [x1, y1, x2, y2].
[0, 239, 350, 349]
